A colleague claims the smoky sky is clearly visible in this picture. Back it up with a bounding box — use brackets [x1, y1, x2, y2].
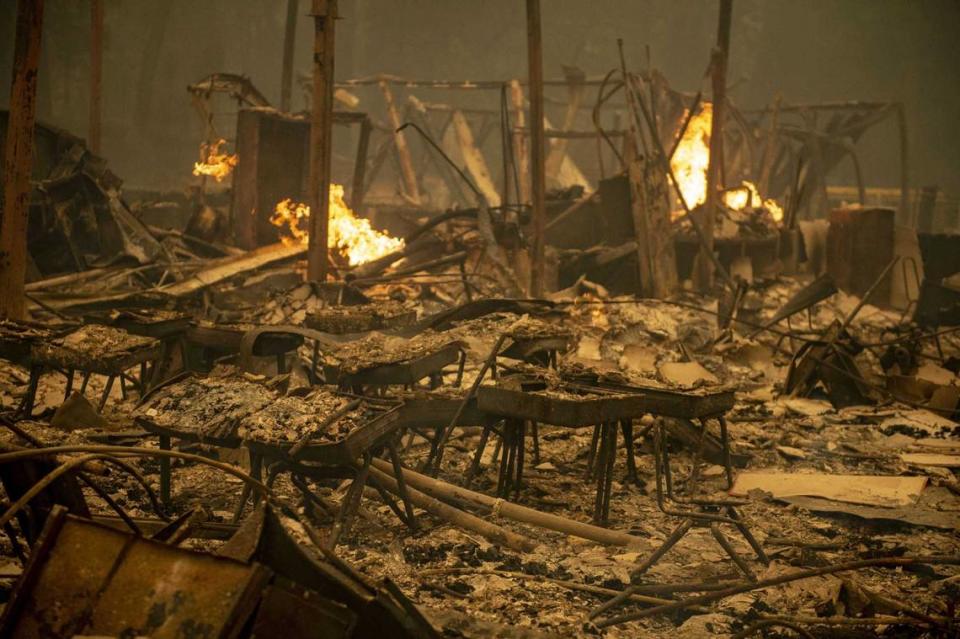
[1, 0, 958, 201]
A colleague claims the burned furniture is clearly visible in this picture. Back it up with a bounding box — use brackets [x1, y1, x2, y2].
[13, 324, 161, 416]
[237, 392, 418, 548]
[135, 373, 277, 506]
[187, 321, 306, 374]
[493, 317, 574, 372]
[305, 301, 417, 334]
[322, 333, 465, 395]
[473, 374, 736, 525]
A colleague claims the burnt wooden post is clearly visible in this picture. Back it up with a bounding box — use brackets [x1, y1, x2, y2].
[526, 0, 547, 297]
[89, 0, 103, 154]
[1, 0, 44, 320]
[697, 0, 733, 292]
[307, 0, 336, 282]
[379, 80, 420, 204]
[280, 0, 298, 112]
[508, 79, 531, 205]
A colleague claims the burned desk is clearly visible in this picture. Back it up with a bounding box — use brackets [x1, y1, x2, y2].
[17, 324, 161, 416]
[475, 376, 735, 525]
[238, 392, 418, 548]
[86, 309, 191, 385]
[187, 322, 307, 374]
[134, 374, 277, 506]
[305, 301, 417, 334]
[322, 334, 465, 395]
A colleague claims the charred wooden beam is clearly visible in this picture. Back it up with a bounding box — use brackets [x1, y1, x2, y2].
[526, 0, 547, 297]
[307, 0, 336, 282]
[1, 0, 44, 320]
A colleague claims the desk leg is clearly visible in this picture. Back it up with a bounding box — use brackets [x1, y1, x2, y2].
[63, 369, 75, 399]
[466, 421, 493, 487]
[529, 421, 540, 465]
[17, 365, 42, 418]
[159, 435, 171, 508]
[98, 375, 115, 412]
[620, 420, 637, 484]
[718, 415, 734, 490]
[328, 454, 372, 549]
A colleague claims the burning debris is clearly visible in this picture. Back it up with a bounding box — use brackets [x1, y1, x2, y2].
[192, 137, 239, 182]
[271, 185, 406, 266]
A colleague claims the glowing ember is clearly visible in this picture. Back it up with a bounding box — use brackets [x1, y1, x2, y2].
[723, 180, 784, 223]
[192, 139, 238, 182]
[670, 103, 712, 212]
[270, 184, 405, 266]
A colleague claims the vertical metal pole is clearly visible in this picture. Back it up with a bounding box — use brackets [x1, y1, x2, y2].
[307, 0, 336, 282]
[280, 0, 298, 112]
[1, 0, 44, 320]
[697, 0, 733, 292]
[526, 0, 547, 297]
[89, 0, 103, 154]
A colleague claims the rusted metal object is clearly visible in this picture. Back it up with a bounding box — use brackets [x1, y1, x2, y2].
[0, 507, 270, 638]
[827, 207, 895, 302]
[220, 503, 439, 638]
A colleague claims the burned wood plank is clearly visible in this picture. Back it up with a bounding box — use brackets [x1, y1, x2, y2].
[159, 242, 305, 298]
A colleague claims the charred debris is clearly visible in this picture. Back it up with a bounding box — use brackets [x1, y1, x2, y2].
[0, 1, 958, 638]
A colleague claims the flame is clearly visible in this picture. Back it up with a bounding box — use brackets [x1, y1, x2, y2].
[270, 184, 405, 266]
[722, 180, 784, 223]
[192, 139, 238, 182]
[668, 105, 783, 225]
[670, 103, 712, 212]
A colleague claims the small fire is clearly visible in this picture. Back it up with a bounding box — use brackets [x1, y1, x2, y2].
[271, 184, 405, 266]
[192, 138, 238, 182]
[669, 105, 783, 224]
[722, 180, 784, 223]
[670, 103, 712, 212]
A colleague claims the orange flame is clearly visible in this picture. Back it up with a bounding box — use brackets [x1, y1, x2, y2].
[669, 106, 783, 224]
[192, 139, 238, 182]
[722, 180, 784, 223]
[670, 103, 712, 213]
[270, 184, 405, 266]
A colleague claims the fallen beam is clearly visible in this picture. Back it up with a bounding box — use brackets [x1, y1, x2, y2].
[159, 242, 305, 298]
[371, 458, 646, 549]
[367, 465, 537, 553]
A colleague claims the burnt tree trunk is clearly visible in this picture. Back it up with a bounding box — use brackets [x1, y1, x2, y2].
[1, 0, 44, 320]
